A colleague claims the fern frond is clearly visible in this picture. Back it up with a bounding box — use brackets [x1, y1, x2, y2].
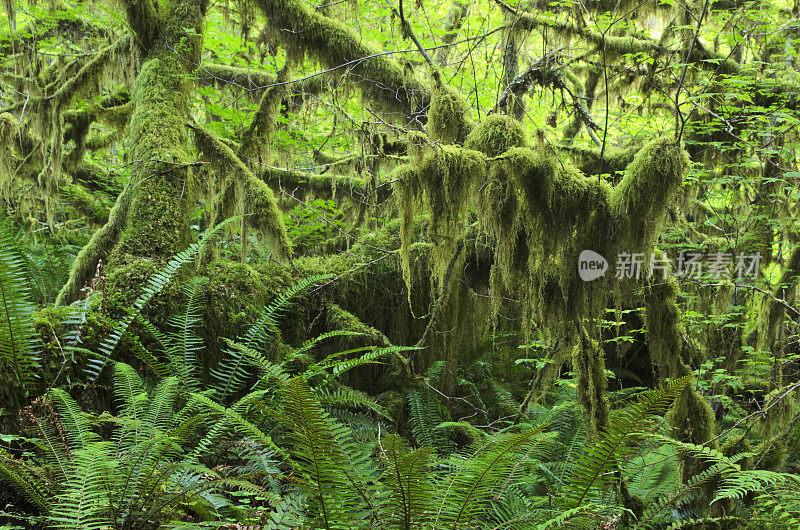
[0, 448, 53, 512]
[567, 375, 690, 507]
[434, 425, 546, 529]
[223, 337, 289, 387]
[48, 442, 114, 530]
[211, 274, 333, 399]
[316, 385, 392, 421]
[378, 434, 433, 529]
[164, 275, 208, 391]
[712, 470, 800, 504]
[0, 221, 38, 387]
[279, 376, 375, 529]
[265, 490, 306, 529]
[49, 388, 98, 451]
[189, 390, 281, 458]
[406, 387, 454, 452]
[86, 217, 236, 381]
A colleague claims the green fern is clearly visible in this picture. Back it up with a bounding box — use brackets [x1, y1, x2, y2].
[85, 217, 236, 381]
[567, 375, 690, 507]
[378, 433, 434, 529]
[278, 376, 375, 529]
[211, 273, 333, 399]
[0, 221, 38, 388]
[433, 425, 547, 529]
[47, 442, 115, 530]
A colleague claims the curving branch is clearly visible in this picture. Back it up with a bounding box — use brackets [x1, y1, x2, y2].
[255, 0, 430, 122]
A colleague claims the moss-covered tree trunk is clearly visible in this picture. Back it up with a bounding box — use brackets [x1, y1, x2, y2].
[59, 0, 207, 307]
[81, 0, 206, 307]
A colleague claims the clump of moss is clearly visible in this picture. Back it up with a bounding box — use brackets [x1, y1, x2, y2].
[720, 434, 753, 469]
[667, 380, 716, 442]
[464, 113, 527, 157]
[201, 259, 270, 336]
[326, 302, 391, 346]
[427, 70, 473, 145]
[478, 140, 611, 327]
[754, 438, 788, 471]
[391, 144, 485, 289]
[610, 138, 690, 253]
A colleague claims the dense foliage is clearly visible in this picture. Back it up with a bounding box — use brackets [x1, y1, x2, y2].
[2, 0, 800, 527]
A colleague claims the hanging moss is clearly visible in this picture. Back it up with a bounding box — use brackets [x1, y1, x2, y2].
[668, 380, 716, 442]
[564, 143, 641, 179]
[464, 114, 527, 157]
[434, 1, 468, 66]
[38, 38, 128, 201]
[666, 380, 717, 485]
[427, 70, 473, 145]
[0, 112, 17, 201]
[241, 77, 285, 160]
[326, 302, 391, 346]
[573, 330, 609, 434]
[478, 139, 612, 327]
[754, 439, 788, 471]
[611, 139, 690, 254]
[416, 145, 484, 251]
[644, 273, 686, 378]
[189, 123, 292, 262]
[391, 163, 419, 291]
[747, 246, 800, 363]
[758, 387, 799, 440]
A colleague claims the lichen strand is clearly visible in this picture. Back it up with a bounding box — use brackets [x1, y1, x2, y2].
[427, 71, 473, 145]
[257, 0, 428, 120]
[611, 139, 689, 253]
[573, 330, 609, 434]
[464, 113, 527, 157]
